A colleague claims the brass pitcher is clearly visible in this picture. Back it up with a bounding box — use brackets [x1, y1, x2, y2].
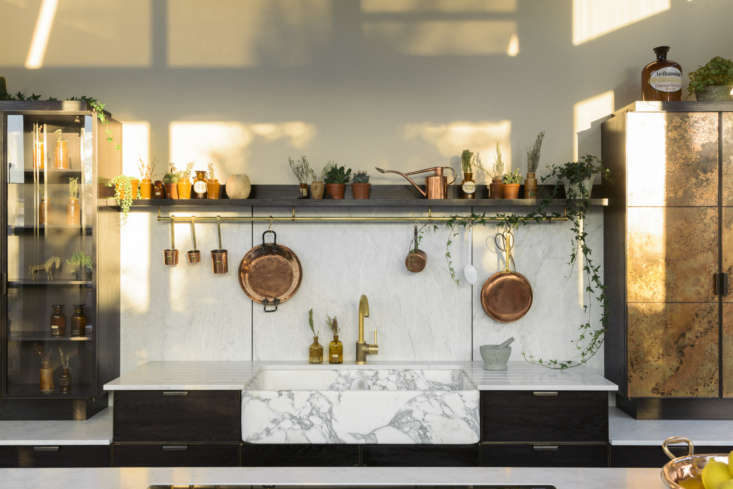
[376, 166, 456, 199]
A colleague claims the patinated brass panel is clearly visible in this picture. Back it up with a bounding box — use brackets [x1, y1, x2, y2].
[627, 207, 718, 302]
[628, 302, 719, 398]
[723, 304, 733, 398]
[627, 112, 718, 206]
[722, 113, 733, 205]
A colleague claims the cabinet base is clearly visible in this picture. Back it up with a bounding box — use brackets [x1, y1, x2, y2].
[617, 395, 733, 419]
[0, 394, 108, 420]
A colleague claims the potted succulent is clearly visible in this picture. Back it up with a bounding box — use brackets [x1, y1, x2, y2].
[163, 164, 179, 199]
[206, 162, 221, 199]
[490, 143, 505, 199]
[323, 162, 351, 199]
[502, 170, 522, 199]
[689, 56, 733, 101]
[307, 308, 323, 364]
[66, 177, 80, 226]
[310, 167, 325, 200]
[546, 154, 607, 199]
[177, 162, 194, 199]
[351, 171, 371, 199]
[524, 131, 544, 198]
[108, 175, 137, 215]
[137, 157, 153, 199]
[289, 155, 312, 198]
[66, 251, 93, 281]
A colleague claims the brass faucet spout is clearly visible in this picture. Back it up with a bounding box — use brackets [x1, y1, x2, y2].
[358, 294, 369, 343]
[356, 294, 377, 364]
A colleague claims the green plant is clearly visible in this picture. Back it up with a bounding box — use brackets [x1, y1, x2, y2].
[68, 177, 79, 199]
[526, 131, 545, 174]
[323, 162, 352, 184]
[502, 170, 522, 184]
[688, 56, 733, 95]
[289, 156, 312, 184]
[326, 315, 339, 336]
[547, 155, 608, 199]
[352, 171, 369, 183]
[178, 162, 194, 182]
[308, 308, 318, 337]
[460, 149, 475, 173]
[494, 143, 505, 178]
[163, 163, 179, 184]
[66, 251, 93, 272]
[108, 175, 135, 215]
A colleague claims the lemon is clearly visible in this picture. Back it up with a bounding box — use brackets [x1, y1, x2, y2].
[679, 477, 704, 489]
[702, 461, 731, 489]
[717, 480, 733, 489]
[729, 450, 733, 476]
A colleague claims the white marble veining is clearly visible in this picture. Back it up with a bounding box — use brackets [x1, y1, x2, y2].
[104, 361, 258, 390]
[0, 466, 663, 489]
[609, 407, 733, 446]
[241, 367, 479, 444]
[465, 361, 617, 391]
[0, 409, 112, 446]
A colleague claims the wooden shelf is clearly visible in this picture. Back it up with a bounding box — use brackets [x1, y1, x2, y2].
[9, 332, 92, 342]
[8, 225, 92, 236]
[8, 280, 93, 287]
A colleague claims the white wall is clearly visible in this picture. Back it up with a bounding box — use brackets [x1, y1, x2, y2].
[1, 0, 731, 372]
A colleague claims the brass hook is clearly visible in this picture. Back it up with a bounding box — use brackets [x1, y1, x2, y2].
[268, 216, 273, 230]
[427, 207, 433, 220]
[291, 208, 296, 221]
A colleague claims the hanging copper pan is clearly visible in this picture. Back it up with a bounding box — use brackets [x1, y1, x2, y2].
[480, 229, 533, 322]
[239, 229, 302, 312]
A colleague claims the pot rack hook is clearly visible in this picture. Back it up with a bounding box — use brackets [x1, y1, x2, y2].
[216, 215, 223, 250]
[190, 216, 197, 250]
[169, 215, 175, 249]
[427, 207, 433, 220]
[291, 208, 296, 221]
[268, 215, 273, 230]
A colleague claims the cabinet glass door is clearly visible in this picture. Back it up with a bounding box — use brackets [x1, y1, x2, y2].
[722, 113, 733, 397]
[4, 113, 96, 398]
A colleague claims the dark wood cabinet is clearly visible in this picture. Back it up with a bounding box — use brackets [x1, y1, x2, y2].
[242, 444, 359, 466]
[480, 443, 608, 467]
[111, 443, 240, 467]
[113, 390, 241, 442]
[0, 445, 110, 467]
[363, 445, 477, 467]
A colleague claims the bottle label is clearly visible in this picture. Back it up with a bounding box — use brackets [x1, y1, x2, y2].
[461, 180, 476, 194]
[193, 180, 207, 195]
[650, 67, 682, 92]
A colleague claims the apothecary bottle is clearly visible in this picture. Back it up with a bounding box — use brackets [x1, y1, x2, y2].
[192, 170, 208, 199]
[329, 335, 343, 364]
[50, 304, 66, 336]
[71, 304, 88, 337]
[642, 46, 682, 101]
[309, 336, 323, 364]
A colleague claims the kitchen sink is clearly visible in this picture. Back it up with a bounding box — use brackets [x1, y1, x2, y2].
[241, 368, 479, 444]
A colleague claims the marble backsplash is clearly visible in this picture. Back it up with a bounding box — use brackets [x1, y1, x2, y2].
[120, 208, 604, 373]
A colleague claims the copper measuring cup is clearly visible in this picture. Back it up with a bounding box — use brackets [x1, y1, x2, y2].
[163, 220, 179, 266]
[405, 225, 427, 273]
[187, 217, 201, 264]
[211, 216, 228, 274]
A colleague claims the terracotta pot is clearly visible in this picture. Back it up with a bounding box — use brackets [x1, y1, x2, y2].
[177, 179, 192, 199]
[490, 178, 503, 199]
[66, 197, 80, 226]
[503, 183, 520, 199]
[310, 181, 325, 200]
[325, 183, 346, 199]
[351, 182, 371, 200]
[165, 182, 179, 199]
[115, 178, 139, 201]
[139, 179, 153, 199]
[207, 180, 221, 199]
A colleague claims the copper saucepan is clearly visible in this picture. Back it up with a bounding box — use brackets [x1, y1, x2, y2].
[480, 229, 533, 322]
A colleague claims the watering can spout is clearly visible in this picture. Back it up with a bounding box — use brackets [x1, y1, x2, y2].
[375, 167, 426, 197]
[375, 166, 456, 199]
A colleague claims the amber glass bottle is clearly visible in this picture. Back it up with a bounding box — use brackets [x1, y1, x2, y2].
[329, 335, 343, 364]
[642, 46, 682, 101]
[309, 336, 323, 364]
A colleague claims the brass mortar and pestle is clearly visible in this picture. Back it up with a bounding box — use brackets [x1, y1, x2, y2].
[211, 216, 228, 274]
[163, 220, 179, 266]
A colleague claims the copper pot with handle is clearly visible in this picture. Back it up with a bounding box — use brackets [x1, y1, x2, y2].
[375, 166, 456, 199]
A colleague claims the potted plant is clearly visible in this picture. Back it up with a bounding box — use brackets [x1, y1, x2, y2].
[545, 154, 607, 199]
[177, 162, 193, 199]
[502, 170, 522, 199]
[66, 251, 93, 281]
[108, 175, 136, 215]
[323, 162, 351, 199]
[307, 308, 323, 364]
[206, 162, 221, 199]
[326, 315, 343, 364]
[524, 131, 544, 198]
[490, 143, 505, 199]
[289, 155, 312, 198]
[351, 171, 371, 199]
[689, 56, 733, 101]
[310, 167, 325, 200]
[163, 164, 179, 199]
[137, 157, 153, 199]
[66, 177, 80, 226]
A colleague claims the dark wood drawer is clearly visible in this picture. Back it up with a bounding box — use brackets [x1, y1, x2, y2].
[112, 443, 241, 467]
[242, 444, 359, 466]
[481, 390, 607, 442]
[0, 445, 110, 467]
[479, 443, 608, 467]
[364, 445, 478, 466]
[610, 445, 733, 468]
[113, 390, 240, 442]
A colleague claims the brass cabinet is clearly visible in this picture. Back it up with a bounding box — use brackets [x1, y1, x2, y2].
[603, 102, 733, 418]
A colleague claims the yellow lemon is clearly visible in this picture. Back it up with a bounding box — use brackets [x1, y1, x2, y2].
[702, 461, 731, 489]
[679, 477, 704, 489]
[729, 451, 733, 476]
[717, 479, 733, 489]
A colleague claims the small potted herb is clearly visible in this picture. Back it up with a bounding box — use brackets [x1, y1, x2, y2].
[502, 170, 522, 199]
[177, 162, 194, 199]
[688, 56, 733, 101]
[490, 143, 505, 199]
[66, 251, 93, 281]
[524, 131, 544, 198]
[66, 177, 80, 226]
[206, 162, 221, 199]
[289, 156, 312, 198]
[307, 309, 323, 364]
[163, 164, 179, 199]
[323, 162, 351, 199]
[545, 154, 607, 199]
[326, 315, 343, 364]
[109, 175, 137, 214]
[351, 171, 371, 199]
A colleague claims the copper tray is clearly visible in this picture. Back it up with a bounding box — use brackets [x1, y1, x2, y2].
[661, 436, 726, 488]
[239, 230, 302, 312]
[480, 271, 533, 322]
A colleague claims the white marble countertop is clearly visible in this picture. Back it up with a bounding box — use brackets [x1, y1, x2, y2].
[609, 407, 733, 446]
[104, 360, 618, 391]
[0, 466, 662, 489]
[0, 409, 112, 446]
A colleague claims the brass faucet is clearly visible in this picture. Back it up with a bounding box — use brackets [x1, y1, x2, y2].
[356, 294, 378, 364]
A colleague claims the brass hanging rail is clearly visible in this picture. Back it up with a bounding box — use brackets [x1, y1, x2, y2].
[155, 208, 569, 224]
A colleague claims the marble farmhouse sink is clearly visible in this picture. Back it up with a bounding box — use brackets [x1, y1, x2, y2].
[241, 368, 479, 444]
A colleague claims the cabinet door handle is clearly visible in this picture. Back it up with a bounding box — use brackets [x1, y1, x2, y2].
[33, 446, 60, 452]
[714, 273, 729, 296]
[532, 391, 559, 397]
[532, 445, 559, 452]
[161, 445, 188, 451]
[162, 391, 189, 397]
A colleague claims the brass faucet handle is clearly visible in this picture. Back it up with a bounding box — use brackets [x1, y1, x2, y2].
[373, 330, 378, 346]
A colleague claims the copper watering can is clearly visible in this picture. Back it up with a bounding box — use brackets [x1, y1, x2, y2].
[375, 166, 456, 199]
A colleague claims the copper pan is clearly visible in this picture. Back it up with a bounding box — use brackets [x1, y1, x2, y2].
[239, 229, 302, 312]
[480, 229, 532, 322]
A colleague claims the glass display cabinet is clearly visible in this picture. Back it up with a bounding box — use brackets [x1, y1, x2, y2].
[0, 101, 120, 419]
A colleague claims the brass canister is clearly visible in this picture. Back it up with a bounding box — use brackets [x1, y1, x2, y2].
[40, 357, 54, 393]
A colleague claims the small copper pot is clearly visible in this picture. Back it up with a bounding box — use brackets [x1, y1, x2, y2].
[211, 216, 228, 274]
[405, 226, 427, 273]
[164, 220, 179, 266]
[187, 218, 200, 264]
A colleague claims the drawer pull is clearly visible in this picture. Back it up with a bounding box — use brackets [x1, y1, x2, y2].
[532, 391, 559, 397]
[33, 446, 60, 452]
[162, 391, 189, 397]
[161, 445, 188, 451]
[532, 445, 560, 452]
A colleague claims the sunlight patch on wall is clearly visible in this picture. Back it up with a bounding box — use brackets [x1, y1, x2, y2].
[573, 0, 670, 45]
[363, 20, 516, 56]
[361, 0, 516, 13]
[168, 0, 331, 67]
[24, 0, 57, 69]
[122, 121, 150, 177]
[573, 90, 614, 159]
[121, 212, 151, 314]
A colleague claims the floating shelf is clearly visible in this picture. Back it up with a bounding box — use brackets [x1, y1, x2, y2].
[8, 280, 93, 287]
[9, 332, 92, 342]
[8, 225, 92, 236]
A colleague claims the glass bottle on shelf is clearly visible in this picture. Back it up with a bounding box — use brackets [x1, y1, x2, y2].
[642, 46, 682, 101]
[329, 335, 343, 364]
[192, 170, 208, 199]
[50, 305, 66, 336]
[39, 356, 54, 394]
[54, 129, 69, 169]
[70, 304, 87, 337]
[309, 336, 323, 364]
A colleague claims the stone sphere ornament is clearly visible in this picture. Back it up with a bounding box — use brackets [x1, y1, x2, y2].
[225, 174, 251, 199]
